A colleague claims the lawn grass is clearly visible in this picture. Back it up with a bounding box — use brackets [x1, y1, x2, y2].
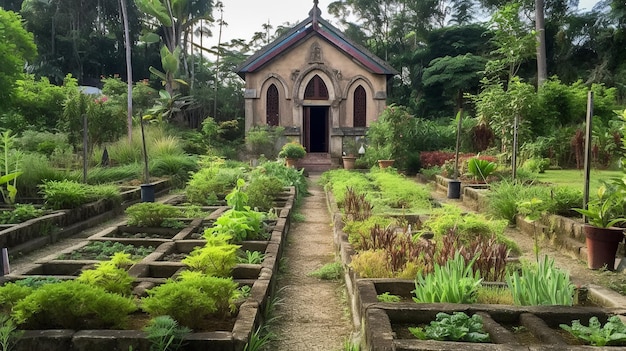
[535, 169, 623, 193]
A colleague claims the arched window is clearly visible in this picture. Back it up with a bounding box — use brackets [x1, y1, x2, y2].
[266, 84, 279, 126]
[353, 85, 366, 127]
[304, 75, 329, 100]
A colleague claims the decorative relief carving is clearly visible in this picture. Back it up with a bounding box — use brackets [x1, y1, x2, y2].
[291, 70, 300, 81]
[309, 42, 323, 64]
[333, 69, 342, 80]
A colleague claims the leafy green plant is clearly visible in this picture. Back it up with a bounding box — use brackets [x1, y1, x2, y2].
[0, 314, 23, 351]
[141, 271, 240, 329]
[278, 141, 306, 159]
[0, 204, 43, 224]
[238, 250, 265, 264]
[560, 316, 626, 346]
[39, 180, 121, 209]
[182, 235, 240, 277]
[57, 241, 154, 260]
[0, 130, 22, 204]
[0, 283, 33, 314]
[573, 184, 626, 228]
[309, 262, 343, 280]
[185, 159, 245, 205]
[125, 202, 183, 227]
[413, 252, 482, 304]
[246, 174, 285, 212]
[203, 179, 268, 241]
[467, 157, 497, 182]
[505, 256, 574, 306]
[408, 312, 490, 342]
[12, 280, 137, 329]
[377, 292, 401, 303]
[143, 315, 191, 351]
[76, 252, 135, 296]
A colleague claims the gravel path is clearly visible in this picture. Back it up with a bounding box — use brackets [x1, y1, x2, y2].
[267, 174, 354, 351]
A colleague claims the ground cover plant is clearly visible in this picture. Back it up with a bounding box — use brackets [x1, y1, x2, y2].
[560, 316, 626, 346]
[0, 204, 44, 224]
[408, 312, 490, 342]
[320, 169, 432, 214]
[57, 241, 155, 260]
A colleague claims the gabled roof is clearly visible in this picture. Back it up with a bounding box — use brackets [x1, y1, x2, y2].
[235, 1, 399, 78]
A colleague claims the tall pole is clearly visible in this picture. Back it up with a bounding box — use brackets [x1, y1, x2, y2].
[213, 2, 224, 120]
[582, 91, 594, 219]
[120, 0, 133, 141]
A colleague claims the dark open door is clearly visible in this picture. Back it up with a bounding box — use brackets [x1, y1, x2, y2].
[304, 106, 329, 153]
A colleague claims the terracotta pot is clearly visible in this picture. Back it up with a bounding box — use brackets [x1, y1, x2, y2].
[583, 224, 625, 270]
[377, 159, 395, 169]
[285, 158, 297, 168]
[342, 156, 356, 170]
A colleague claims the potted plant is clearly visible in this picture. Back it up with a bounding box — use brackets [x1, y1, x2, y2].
[342, 137, 359, 169]
[573, 185, 626, 270]
[278, 141, 306, 167]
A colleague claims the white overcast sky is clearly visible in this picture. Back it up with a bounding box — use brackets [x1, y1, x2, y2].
[206, 0, 600, 47]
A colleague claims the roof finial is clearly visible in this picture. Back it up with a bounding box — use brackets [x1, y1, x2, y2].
[309, 0, 322, 25]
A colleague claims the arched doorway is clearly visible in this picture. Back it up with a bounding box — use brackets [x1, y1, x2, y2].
[304, 106, 328, 153]
[303, 75, 329, 153]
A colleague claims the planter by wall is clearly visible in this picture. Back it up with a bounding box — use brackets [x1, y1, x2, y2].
[583, 224, 625, 270]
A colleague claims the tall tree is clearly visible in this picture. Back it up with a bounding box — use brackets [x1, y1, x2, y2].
[135, 0, 214, 93]
[0, 9, 37, 107]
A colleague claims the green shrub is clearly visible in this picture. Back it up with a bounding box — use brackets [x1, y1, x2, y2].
[125, 202, 183, 227]
[255, 160, 307, 199]
[39, 180, 121, 209]
[0, 283, 33, 314]
[185, 160, 245, 205]
[16, 153, 68, 198]
[82, 164, 142, 184]
[343, 216, 395, 249]
[141, 271, 240, 329]
[150, 154, 199, 188]
[76, 253, 135, 296]
[246, 174, 285, 211]
[349, 249, 392, 278]
[521, 158, 550, 173]
[422, 205, 517, 254]
[369, 170, 432, 212]
[16, 130, 70, 156]
[182, 242, 240, 277]
[12, 280, 137, 329]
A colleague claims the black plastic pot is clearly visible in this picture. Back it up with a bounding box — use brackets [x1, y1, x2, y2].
[140, 183, 156, 202]
[447, 180, 461, 199]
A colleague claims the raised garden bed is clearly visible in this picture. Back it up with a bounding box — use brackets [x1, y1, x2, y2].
[0, 179, 171, 256]
[324, 173, 626, 351]
[3, 186, 295, 351]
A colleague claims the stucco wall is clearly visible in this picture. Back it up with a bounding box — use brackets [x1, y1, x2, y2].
[243, 35, 389, 131]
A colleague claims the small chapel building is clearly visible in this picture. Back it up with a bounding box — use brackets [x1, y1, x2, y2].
[236, 0, 398, 170]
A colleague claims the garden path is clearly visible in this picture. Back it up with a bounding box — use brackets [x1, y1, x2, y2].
[267, 174, 354, 351]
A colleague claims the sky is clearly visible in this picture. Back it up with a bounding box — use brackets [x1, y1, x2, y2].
[207, 0, 600, 48]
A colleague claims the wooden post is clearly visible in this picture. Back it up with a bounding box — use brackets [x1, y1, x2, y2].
[582, 91, 594, 220]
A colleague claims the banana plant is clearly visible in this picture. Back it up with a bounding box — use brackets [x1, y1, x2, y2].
[0, 130, 21, 204]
